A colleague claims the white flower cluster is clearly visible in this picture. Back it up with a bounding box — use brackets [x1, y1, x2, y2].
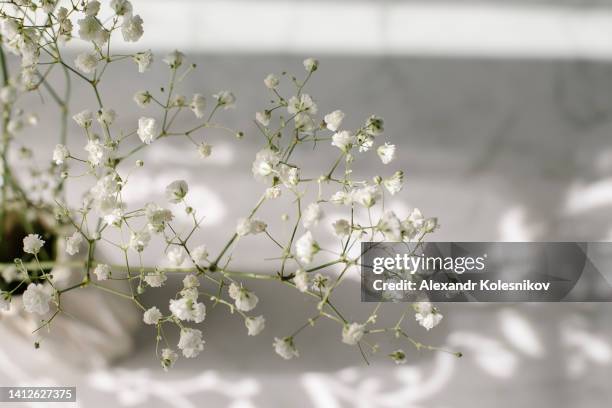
[0, 1, 456, 369]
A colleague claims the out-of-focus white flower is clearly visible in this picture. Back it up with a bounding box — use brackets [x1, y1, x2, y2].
[77, 16, 107, 44]
[303, 57, 319, 72]
[161, 348, 178, 371]
[144, 268, 167, 287]
[265, 186, 281, 199]
[228, 282, 259, 312]
[189, 93, 206, 118]
[383, 171, 403, 195]
[23, 234, 44, 254]
[191, 245, 208, 266]
[342, 322, 366, 345]
[133, 90, 151, 107]
[0, 85, 17, 104]
[169, 297, 206, 323]
[274, 337, 299, 360]
[365, 115, 384, 136]
[145, 203, 173, 233]
[0, 294, 10, 312]
[73, 109, 93, 128]
[143, 306, 162, 325]
[94, 264, 111, 281]
[295, 231, 319, 264]
[163, 50, 185, 68]
[278, 164, 299, 187]
[85, 138, 104, 166]
[121, 14, 143, 42]
[332, 219, 351, 237]
[129, 230, 151, 252]
[414, 301, 443, 330]
[377, 142, 396, 164]
[264, 74, 279, 89]
[245, 315, 265, 336]
[23, 283, 52, 314]
[65, 231, 83, 255]
[133, 50, 153, 73]
[295, 113, 315, 132]
[331, 130, 355, 153]
[137, 117, 158, 144]
[53, 144, 69, 165]
[236, 218, 267, 236]
[378, 211, 402, 241]
[197, 142, 212, 159]
[255, 111, 271, 127]
[183, 274, 199, 289]
[324, 110, 344, 132]
[213, 90, 236, 109]
[75, 52, 97, 73]
[111, 0, 133, 15]
[287, 94, 317, 115]
[353, 185, 381, 208]
[85, 0, 101, 16]
[97, 108, 116, 126]
[178, 328, 205, 358]
[165, 180, 188, 203]
[294, 269, 309, 293]
[251, 148, 280, 182]
[389, 349, 407, 365]
[302, 203, 324, 229]
[167, 247, 185, 266]
[330, 190, 352, 206]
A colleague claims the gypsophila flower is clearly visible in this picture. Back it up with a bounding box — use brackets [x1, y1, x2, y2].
[252, 148, 280, 182]
[133, 50, 153, 72]
[161, 348, 178, 371]
[143, 306, 162, 325]
[0, 85, 17, 104]
[287, 94, 317, 115]
[295, 231, 319, 264]
[294, 269, 309, 293]
[167, 247, 186, 266]
[121, 14, 144, 42]
[23, 283, 52, 314]
[165, 180, 188, 203]
[145, 203, 173, 233]
[178, 328, 205, 358]
[274, 337, 299, 360]
[73, 109, 93, 128]
[190, 93, 206, 118]
[144, 268, 167, 288]
[255, 111, 271, 127]
[389, 349, 407, 365]
[163, 50, 185, 68]
[228, 282, 259, 312]
[191, 245, 208, 266]
[353, 185, 381, 208]
[129, 230, 151, 252]
[137, 117, 158, 144]
[330, 190, 352, 206]
[324, 110, 345, 132]
[85, 138, 104, 166]
[97, 108, 116, 126]
[170, 297, 206, 323]
[332, 219, 351, 237]
[378, 211, 402, 241]
[183, 274, 199, 289]
[377, 142, 396, 164]
[111, 0, 133, 15]
[94, 264, 111, 281]
[414, 301, 443, 330]
[303, 57, 319, 72]
[342, 322, 366, 345]
[0, 294, 10, 312]
[197, 142, 212, 158]
[75, 52, 97, 73]
[213, 91, 236, 109]
[85, 1, 101, 16]
[365, 115, 384, 136]
[245, 315, 265, 336]
[331, 130, 355, 153]
[53, 144, 69, 165]
[134, 90, 151, 107]
[278, 164, 299, 187]
[302, 202, 324, 229]
[265, 186, 281, 199]
[383, 171, 404, 195]
[65, 231, 83, 255]
[264, 74, 279, 89]
[23, 234, 44, 254]
[312, 273, 329, 290]
[77, 15, 107, 44]
[236, 218, 267, 236]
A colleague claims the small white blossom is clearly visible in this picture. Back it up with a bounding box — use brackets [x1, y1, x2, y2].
[129, 230, 151, 252]
[324, 110, 345, 132]
[73, 109, 93, 128]
[111, 0, 133, 15]
[414, 301, 443, 330]
[365, 115, 384, 136]
[294, 269, 309, 293]
[23, 234, 44, 254]
[161, 348, 178, 371]
[94, 264, 111, 281]
[75, 52, 97, 73]
[245, 315, 266, 336]
[84, 1, 101, 16]
[190, 93, 206, 118]
[236, 218, 267, 236]
[353, 185, 381, 208]
[251, 148, 280, 182]
[163, 50, 185, 68]
[137, 117, 158, 144]
[265, 186, 281, 199]
[178, 328, 205, 358]
[330, 190, 352, 206]
[121, 14, 143, 42]
[213, 90, 236, 109]
[183, 274, 200, 289]
[287, 94, 317, 115]
[342, 322, 366, 345]
[53, 144, 69, 165]
[295, 231, 319, 264]
[197, 142, 212, 159]
[65, 231, 83, 255]
[97, 108, 116, 126]
[167, 247, 186, 266]
[264, 74, 279, 89]
[377, 142, 396, 164]
[77, 16, 106, 44]
[85, 138, 104, 166]
[143, 306, 162, 325]
[169, 297, 206, 323]
[274, 337, 299, 360]
[133, 50, 153, 73]
[228, 282, 259, 312]
[332, 219, 351, 237]
[331, 130, 355, 153]
[23, 283, 52, 314]
[144, 203, 173, 233]
[0, 294, 10, 312]
[165, 180, 188, 203]
[191, 245, 208, 266]
[383, 171, 404, 195]
[133, 90, 151, 107]
[278, 164, 299, 187]
[144, 268, 167, 287]
[303, 57, 319, 72]
[0, 85, 17, 104]
[255, 111, 271, 127]
[378, 211, 402, 241]
[302, 202, 324, 229]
